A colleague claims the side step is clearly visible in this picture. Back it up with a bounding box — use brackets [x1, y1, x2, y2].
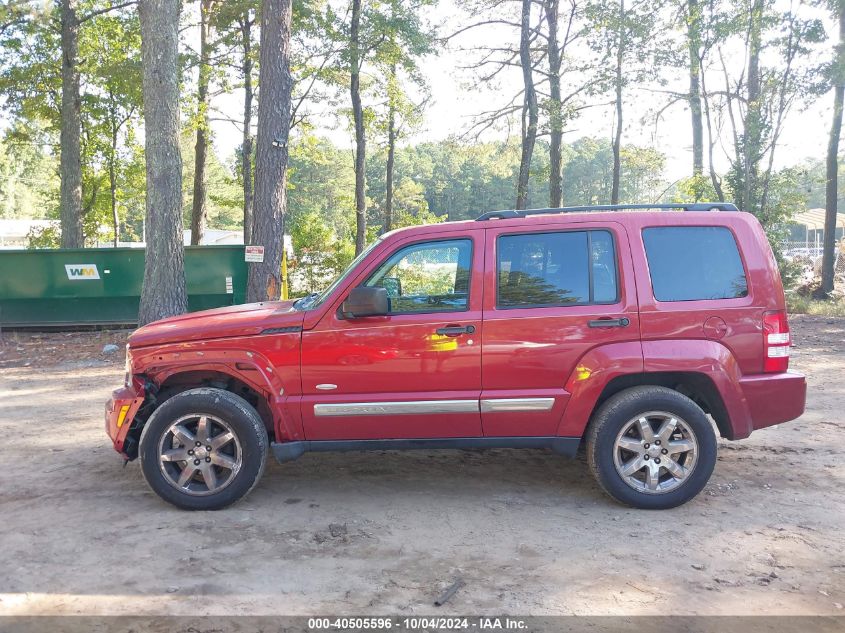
[270, 436, 580, 463]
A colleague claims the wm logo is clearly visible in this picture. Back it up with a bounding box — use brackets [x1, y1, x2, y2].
[65, 264, 100, 280]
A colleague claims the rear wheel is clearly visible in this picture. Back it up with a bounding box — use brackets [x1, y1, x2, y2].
[586, 386, 717, 509]
[139, 388, 268, 510]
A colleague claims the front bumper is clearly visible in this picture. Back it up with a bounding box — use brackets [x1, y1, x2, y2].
[740, 370, 807, 432]
[105, 379, 146, 456]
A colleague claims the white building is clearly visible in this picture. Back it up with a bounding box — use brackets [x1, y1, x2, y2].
[0, 219, 54, 248]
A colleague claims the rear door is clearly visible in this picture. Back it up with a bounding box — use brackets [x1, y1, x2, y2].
[480, 221, 640, 436]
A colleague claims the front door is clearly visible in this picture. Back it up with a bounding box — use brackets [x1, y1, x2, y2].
[300, 231, 484, 440]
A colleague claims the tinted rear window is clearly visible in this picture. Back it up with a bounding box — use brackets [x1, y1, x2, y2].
[642, 226, 748, 301]
[497, 230, 618, 308]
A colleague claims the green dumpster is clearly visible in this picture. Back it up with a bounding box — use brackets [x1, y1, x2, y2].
[0, 246, 247, 327]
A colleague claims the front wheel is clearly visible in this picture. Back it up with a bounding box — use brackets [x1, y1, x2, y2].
[586, 386, 717, 509]
[139, 388, 268, 510]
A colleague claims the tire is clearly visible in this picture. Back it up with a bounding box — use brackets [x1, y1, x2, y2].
[139, 388, 268, 510]
[586, 386, 717, 510]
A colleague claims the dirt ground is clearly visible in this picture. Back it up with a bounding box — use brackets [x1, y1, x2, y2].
[0, 316, 844, 617]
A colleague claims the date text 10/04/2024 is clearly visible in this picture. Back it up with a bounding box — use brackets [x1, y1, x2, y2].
[307, 617, 529, 630]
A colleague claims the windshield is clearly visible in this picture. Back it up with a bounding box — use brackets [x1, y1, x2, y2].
[293, 238, 383, 311]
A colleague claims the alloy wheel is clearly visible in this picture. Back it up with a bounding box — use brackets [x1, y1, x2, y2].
[157, 414, 243, 496]
[612, 410, 699, 494]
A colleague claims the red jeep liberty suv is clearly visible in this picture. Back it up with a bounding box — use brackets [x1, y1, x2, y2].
[105, 203, 806, 510]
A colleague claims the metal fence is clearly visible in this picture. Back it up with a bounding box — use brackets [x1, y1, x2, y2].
[781, 241, 825, 261]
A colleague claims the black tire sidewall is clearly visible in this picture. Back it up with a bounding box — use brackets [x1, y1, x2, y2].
[139, 388, 268, 510]
[589, 387, 717, 510]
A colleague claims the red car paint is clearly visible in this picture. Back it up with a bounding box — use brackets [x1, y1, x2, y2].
[106, 210, 806, 459]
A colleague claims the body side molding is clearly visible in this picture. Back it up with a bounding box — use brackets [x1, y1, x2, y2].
[314, 399, 478, 417]
[480, 397, 554, 412]
[313, 397, 557, 417]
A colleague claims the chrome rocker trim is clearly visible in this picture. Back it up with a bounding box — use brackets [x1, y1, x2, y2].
[314, 397, 555, 417]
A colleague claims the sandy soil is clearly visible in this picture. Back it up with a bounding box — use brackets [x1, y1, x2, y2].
[0, 316, 843, 617]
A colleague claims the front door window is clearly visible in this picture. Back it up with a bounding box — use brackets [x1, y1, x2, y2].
[365, 239, 472, 314]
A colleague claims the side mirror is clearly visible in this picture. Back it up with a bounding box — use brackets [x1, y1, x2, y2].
[342, 286, 389, 318]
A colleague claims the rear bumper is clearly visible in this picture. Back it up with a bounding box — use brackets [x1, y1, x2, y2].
[104, 380, 145, 456]
[739, 370, 806, 432]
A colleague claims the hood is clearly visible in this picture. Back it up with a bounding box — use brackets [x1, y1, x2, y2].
[129, 300, 304, 348]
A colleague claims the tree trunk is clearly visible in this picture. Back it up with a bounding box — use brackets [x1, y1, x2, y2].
[743, 0, 763, 214]
[351, 0, 366, 254]
[241, 9, 254, 243]
[822, 1, 845, 297]
[385, 69, 396, 233]
[138, 0, 187, 324]
[688, 0, 703, 181]
[516, 0, 538, 210]
[246, 0, 293, 302]
[610, 0, 624, 205]
[190, 0, 212, 246]
[60, 0, 83, 248]
[545, 0, 562, 207]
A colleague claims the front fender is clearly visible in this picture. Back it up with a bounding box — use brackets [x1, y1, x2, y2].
[130, 335, 304, 442]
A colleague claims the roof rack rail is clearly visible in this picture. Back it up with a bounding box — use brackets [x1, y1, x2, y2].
[475, 202, 738, 221]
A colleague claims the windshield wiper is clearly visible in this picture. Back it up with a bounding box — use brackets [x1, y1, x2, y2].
[293, 292, 320, 309]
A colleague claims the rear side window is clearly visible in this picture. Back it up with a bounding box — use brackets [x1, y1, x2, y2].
[642, 226, 748, 302]
[497, 230, 618, 308]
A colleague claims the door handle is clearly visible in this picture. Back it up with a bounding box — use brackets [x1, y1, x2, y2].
[436, 325, 476, 337]
[588, 317, 630, 328]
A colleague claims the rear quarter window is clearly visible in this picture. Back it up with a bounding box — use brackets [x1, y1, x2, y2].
[642, 226, 748, 302]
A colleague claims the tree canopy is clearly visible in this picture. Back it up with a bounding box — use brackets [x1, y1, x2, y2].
[1, 0, 843, 297]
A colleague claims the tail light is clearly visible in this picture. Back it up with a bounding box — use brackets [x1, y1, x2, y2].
[763, 310, 790, 373]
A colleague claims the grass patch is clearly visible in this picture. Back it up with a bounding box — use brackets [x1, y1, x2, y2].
[787, 294, 845, 317]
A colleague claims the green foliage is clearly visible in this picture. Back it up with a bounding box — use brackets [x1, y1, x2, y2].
[672, 174, 720, 205]
[280, 131, 666, 293]
[561, 138, 666, 204]
[0, 121, 58, 220]
[287, 208, 356, 295]
[389, 181, 446, 229]
[180, 131, 243, 231]
[26, 222, 60, 249]
[285, 134, 358, 294]
[586, 0, 664, 90]
[0, 2, 145, 245]
[387, 139, 548, 220]
[0, 3, 61, 127]
[720, 2, 826, 220]
[287, 133, 356, 237]
[787, 295, 845, 316]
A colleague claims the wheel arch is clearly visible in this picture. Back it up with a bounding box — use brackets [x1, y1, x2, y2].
[123, 368, 279, 461]
[558, 339, 753, 441]
[591, 372, 735, 440]
[154, 369, 275, 434]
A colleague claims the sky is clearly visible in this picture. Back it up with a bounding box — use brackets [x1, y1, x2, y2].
[208, 0, 835, 187]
